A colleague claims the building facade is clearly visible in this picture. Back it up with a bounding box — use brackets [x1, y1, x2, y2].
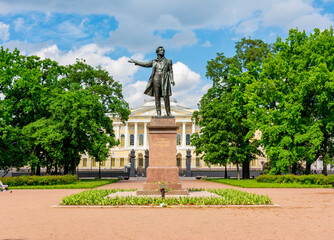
[78, 98, 266, 172]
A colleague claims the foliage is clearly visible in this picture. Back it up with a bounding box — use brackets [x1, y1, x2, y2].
[206, 178, 332, 188]
[0, 175, 78, 186]
[256, 174, 334, 185]
[246, 28, 334, 175]
[61, 188, 272, 206]
[7, 178, 119, 189]
[0, 47, 130, 174]
[192, 38, 272, 179]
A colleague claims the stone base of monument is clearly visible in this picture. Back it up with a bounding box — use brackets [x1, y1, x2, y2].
[136, 116, 189, 196]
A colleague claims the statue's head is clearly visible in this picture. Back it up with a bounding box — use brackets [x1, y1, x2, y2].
[156, 46, 165, 56]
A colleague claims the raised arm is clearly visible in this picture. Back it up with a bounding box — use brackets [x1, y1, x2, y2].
[128, 58, 153, 68]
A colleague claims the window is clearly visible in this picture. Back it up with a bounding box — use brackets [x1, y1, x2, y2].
[101, 160, 106, 167]
[130, 134, 134, 146]
[92, 158, 96, 167]
[177, 134, 181, 145]
[196, 157, 200, 167]
[139, 134, 144, 146]
[82, 158, 87, 167]
[186, 134, 191, 145]
[120, 158, 124, 167]
[120, 134, 125, 147]
[111, 158, 115, 167]
[176, 154, 182, 167]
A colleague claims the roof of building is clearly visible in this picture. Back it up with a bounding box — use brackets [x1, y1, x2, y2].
[130, 98, 195, 117]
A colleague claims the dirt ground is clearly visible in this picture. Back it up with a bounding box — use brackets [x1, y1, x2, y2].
[1, 179, 333, 240]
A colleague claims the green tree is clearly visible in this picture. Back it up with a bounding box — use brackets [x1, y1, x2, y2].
[0, 48, 130, 175]
[246, 28, 334, 175]
[192, 38, 271, 179]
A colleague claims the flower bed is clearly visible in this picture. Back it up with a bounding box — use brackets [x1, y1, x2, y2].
[60, 188, 272, 206]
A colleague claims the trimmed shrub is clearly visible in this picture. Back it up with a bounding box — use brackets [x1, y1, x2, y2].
[0, 175, 78, 186]
[256, 174, 333, 185]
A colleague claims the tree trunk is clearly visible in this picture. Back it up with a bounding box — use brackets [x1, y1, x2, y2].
[99, 162, 101, 179]
[224, 164, 227, 178]
[242, 161, 250, 179]
[36, 165, 41, 176]
[322, 160, 327, 176]
[236, 162, 240, 180]
[31, 166, 36, 176]
[64, 164, 69, 175]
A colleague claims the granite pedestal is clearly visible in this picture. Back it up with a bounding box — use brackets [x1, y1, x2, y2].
[137, 116, 188, 196]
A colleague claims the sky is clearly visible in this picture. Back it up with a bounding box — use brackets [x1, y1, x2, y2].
[1, 0, 334, 109]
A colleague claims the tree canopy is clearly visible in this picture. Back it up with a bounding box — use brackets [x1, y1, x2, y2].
[0, 47, 130, 175]
[192, 38, 271, 179]
[246, 28, 334, 175]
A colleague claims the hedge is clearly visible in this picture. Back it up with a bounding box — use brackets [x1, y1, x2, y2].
[0, 175, 78, 186]
[256, 174, 334, 185]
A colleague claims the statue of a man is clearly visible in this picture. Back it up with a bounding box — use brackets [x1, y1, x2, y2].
[128, 46, 175, 116]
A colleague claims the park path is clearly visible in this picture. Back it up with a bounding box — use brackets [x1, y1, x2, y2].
[0, 179, 333, 240]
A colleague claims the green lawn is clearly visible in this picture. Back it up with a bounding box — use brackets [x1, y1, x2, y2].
[8, 179, 119, 189]
[206, 178, 332, 188]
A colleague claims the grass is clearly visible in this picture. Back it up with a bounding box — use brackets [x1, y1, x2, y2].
[206, 178, 332, 188]
[8, 179, 119, 189]
[60, 188, 273, 206]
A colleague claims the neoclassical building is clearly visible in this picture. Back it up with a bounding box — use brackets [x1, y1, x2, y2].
[78, 98, 266, 172]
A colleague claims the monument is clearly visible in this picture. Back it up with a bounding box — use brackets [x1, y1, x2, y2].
[128, 46, 188, 195]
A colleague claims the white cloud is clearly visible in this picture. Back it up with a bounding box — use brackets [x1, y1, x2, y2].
[13, 17, 25, 31]
[201, 83, 212, 93]
[173, 62, 201, 92]
[57, 21, 88, 39]
[0, 22, 9, 41]
[33, 43, 139, 84]
[0, 0, 333, 51]
[263, 0, 333, 31]
[123, 81, 147, 107]
[202, 40, 212, 47]
[235, 18, 260, 35]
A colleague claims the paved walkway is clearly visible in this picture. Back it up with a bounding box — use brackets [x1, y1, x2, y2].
[0, 179, 333, 240]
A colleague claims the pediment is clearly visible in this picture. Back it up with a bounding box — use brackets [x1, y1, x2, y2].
[131, 98, 194, 117]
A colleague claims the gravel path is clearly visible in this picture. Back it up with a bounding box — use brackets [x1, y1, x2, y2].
[0, 179, 333, 240]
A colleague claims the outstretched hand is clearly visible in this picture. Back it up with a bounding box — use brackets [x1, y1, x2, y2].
[171, 81, 175, 86]
[128, 58, 135, 63]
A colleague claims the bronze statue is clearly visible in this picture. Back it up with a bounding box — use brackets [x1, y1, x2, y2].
[128, 46, 175, 116]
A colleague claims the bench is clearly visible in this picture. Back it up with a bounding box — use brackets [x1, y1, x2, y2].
[0, 181, 9, 191]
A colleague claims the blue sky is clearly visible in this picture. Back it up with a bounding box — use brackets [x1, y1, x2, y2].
[1, 0, 334, 108]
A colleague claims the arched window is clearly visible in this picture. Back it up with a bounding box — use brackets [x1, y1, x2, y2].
[139, 134, 144, 146]
[186, 134, 191, 145]
[120, 134, 125, 147]
[130, 134, 134, 146]
[177, 134, 181, 145]
[176, 153, 182, 167]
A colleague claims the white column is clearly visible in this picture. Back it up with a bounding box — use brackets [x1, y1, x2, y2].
[192, 121, 195, 134]
[182, 122, 186, 148]
[144, 122, 148, 148]
[116, 124, 120, 150]
[125, 122, 128, 149]
[134, 122, 138, 148]
[116, 124, 120, 139]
